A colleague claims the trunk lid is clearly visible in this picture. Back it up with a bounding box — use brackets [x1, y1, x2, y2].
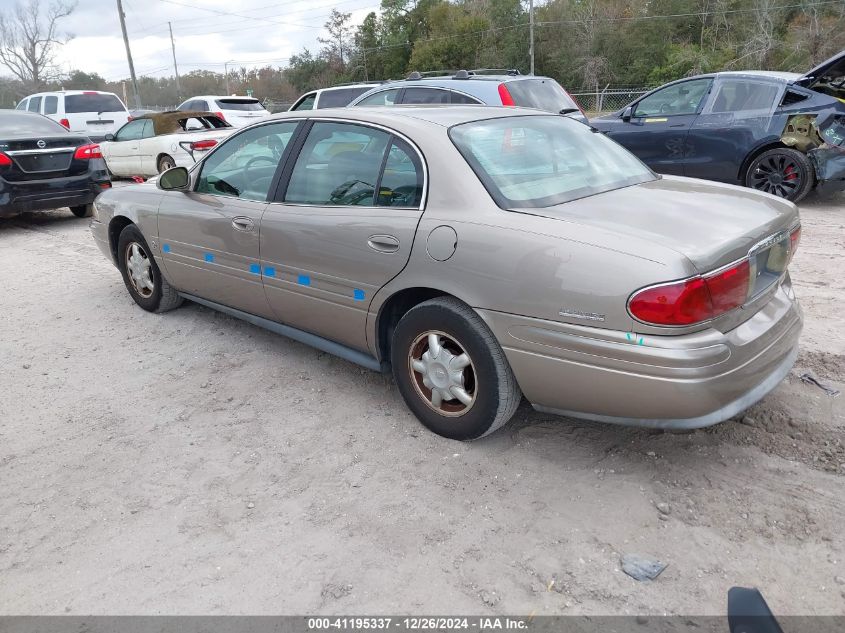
[0, 135, 91, 181]
[513, 175, 799, 274]
[793, 50, 845, 101]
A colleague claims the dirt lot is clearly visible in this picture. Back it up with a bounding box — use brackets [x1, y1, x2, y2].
[1, 189, 843, 616]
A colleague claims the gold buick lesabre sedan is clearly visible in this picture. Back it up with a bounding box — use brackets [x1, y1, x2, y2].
[90, 106, 802, 440]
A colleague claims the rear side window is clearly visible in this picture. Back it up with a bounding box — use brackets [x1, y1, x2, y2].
[215, 98, 264, 111]
[450, 115, 655, 208]
[16, 99, 28, 111]
[504, 79, 579, 113]
[378, 140, 423, 208]
[450, 91, 482, 104]
[28, 97, 42, 112]
[317, 87, 372, 108]
[65, 93, 125, 113]
[709, 79, 779, 114]
[44, 95, 58, 115]
[402, 88, 451, 104]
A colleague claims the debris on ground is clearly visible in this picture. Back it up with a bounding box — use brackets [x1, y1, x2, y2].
[621, 554, 668, 581]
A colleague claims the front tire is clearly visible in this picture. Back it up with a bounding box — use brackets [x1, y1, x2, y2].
[745, 148, 814, 202]
[70, 204, 93, 218]
[157, 154, 176, 174]
[391, 296, 522, 440]
[117, 224, 183, 313]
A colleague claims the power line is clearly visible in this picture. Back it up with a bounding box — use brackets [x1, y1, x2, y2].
[156, 0, 323, 30]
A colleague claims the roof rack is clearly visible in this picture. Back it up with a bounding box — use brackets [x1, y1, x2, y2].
[471, 68, 521, 76]
[332, 80, 386, 87]
[406, 70, 459, 80]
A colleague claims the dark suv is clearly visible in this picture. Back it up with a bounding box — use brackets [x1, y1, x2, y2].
[349, 70, 587, 124]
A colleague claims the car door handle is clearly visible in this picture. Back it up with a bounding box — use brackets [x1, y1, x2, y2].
[367, 235, 399, 253]
[231, 216, 254, 232]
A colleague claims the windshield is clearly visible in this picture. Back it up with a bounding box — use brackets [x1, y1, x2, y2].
[215, 98, 265, 111]
[505, 78, 580, 113]
[65, 93, 126, 113]
[450, 115, 655, 208]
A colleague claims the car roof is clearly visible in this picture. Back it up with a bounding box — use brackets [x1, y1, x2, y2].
[317, 83, 385, 92]
[22, 89, 119, 97]
[715, 70, 801, 81]
[268, 104, 550, 128]
[188, 95, 261, 100]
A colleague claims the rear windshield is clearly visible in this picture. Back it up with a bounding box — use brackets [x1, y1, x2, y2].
[215, 98, 265, 111]
[0, 112, 68, 135]
[505, 78, 579, 113]
[450, 115, 655, 208]
[65, 93, 126, 113]
[317, 87, 373, 108]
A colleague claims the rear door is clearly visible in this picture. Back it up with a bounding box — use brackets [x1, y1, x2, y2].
[156, 120, 301, 318]
[63, 92, 128, 137]
[603, 77, 713, 176]
[259, 120, 426, 351]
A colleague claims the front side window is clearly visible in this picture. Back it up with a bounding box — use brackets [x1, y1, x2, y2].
[44, 95, 58, 115]
[115, 120, 147, 141]
[28, 97, 42, 112]
[634, 79, 712, 117]
[707, 78, 780, 114]
[354, 89, 400, 106]
[450, 115, 655, 208]
[291, 93, 316, 111]
[284, 122, 391, 206]
[196, 121, 298, 201]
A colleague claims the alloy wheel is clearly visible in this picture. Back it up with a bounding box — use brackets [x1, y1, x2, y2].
[750, 153, 803, 199]
[408, 331, 477, 417]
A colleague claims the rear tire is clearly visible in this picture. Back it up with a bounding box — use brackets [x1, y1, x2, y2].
[117, 224, 183, 313]
[70, 204, 93, 218]
[157, 154, 176, 174]
[390, 296, 522, 440]
[745, 148, 814, 202]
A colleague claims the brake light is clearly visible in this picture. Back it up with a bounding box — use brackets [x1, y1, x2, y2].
[59, 118, 70, 129]
[215, 111, 226, 122]
[788, 226, 801, 264]
[190, 139, 217, 151]
[629, 260, 751, 326]
[498, 83, 515, 107]
[74, 144, 103, 160]
[83, 91, 98, 95]
[127, 115, 133, 122]
[0, 152, 12, 167]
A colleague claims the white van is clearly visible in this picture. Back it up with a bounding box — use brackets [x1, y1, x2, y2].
[16, 90, 130, 140]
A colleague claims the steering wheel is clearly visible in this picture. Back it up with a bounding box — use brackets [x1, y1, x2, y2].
[659, 102, 672, 114]
[244, 155, 277, 181]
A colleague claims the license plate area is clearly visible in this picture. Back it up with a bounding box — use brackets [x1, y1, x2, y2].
[14, 152, 73, 173]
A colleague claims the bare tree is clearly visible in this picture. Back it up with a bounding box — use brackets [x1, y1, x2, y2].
[319, 9, 353, 72]
[0, 0, 76, 92]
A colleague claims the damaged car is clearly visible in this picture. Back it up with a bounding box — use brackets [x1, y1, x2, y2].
[591, 50, 845, 201]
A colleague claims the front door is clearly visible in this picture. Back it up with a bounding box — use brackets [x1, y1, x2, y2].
[105, 119, 149, 176]
[604, 78, 713, 176]
[157, 120, 301, 319]
[260, 121, 426, 351]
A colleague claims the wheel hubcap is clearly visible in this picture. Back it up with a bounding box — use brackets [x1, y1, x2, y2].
[408, 331, 476, 417]
[751, 154, 802, 199]
[126, 242, 155, 298]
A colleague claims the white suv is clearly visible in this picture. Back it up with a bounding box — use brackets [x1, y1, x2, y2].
[16, 90, 130, 140]
[176, 95, 270, 128]
[289, 83, 385, 111]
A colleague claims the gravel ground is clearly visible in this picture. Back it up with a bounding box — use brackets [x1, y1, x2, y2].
[0, 188, 843, 615]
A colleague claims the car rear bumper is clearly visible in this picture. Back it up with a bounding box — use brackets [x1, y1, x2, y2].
[478, 276, 802, 429]
[0, 175, 109, 217]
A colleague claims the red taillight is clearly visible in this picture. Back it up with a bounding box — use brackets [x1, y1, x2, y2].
[190, 139, 218, 151]
[564, 89, 586, 116]
[629, 260, 751, 326]
[127, 116, 134, 122]
[788, 226, 801, 264]
[215, 111, 226, 122]
[498, 83, 515, 107]
[83, 91, 98, 95]
[59, 118, 70, 129]
[74, 143, 102, 160]
[0, 152, 12, 167]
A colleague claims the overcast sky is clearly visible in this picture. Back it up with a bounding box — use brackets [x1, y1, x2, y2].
[53, 0, 380, 81]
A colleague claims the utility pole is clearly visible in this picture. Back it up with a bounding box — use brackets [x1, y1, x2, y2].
[224, 61, 230, 95]
[168, 22, 182, 99]
[116, 0, 141, 109]
[528, 0, 535, 75]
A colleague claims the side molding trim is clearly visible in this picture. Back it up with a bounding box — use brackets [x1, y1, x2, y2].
[179, 293, 383, 373]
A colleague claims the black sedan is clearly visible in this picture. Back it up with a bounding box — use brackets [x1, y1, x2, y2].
[591, 51, 845, 202]
[0, 110, 111, 219]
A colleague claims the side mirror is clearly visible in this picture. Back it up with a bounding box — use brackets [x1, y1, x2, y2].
[157, 166, 190, 191]
[622, 106, 633, 122]
[104, 133, 115, 141]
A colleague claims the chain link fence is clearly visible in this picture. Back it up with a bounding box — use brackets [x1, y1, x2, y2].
[569, 87, 652, 116]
